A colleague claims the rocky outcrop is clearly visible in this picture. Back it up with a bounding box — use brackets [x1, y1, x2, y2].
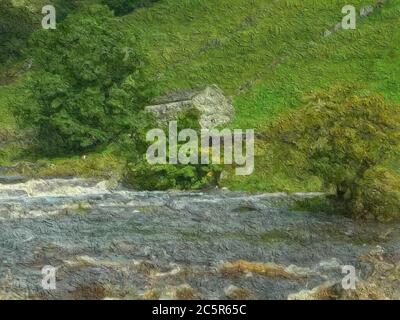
[145, 85, 234, 129]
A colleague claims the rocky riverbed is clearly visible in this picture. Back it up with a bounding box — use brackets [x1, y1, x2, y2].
[0, 178, 398, 300]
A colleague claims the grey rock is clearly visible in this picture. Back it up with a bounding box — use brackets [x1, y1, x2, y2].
[145, 85, 234, 129]
[360, 5, 374, 17]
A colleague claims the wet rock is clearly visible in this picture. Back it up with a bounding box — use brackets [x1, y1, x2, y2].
[288, 282, 338, 300]
[317, 258, 342, 271]
[174, 284, 201, 300]
[224, 285, 251, 300]
[154, 284, 200, 300]
[0, 176, 28, 185]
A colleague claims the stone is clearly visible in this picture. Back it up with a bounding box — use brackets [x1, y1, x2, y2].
[0, 175, 28, 184]
[360, 5, 374, 17]
[145, 85, 234, 129]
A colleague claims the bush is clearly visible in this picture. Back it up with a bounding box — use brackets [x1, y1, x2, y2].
[124, 108, 222, 190]
[124, 161, 222, 191]
[16, 5, 156, 155]
[350, 167, 400, 221]
[266, 85, 400, 219]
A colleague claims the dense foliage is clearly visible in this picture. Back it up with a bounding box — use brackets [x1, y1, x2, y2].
[124, 108, 222, 190]
[16, 5, 155, 154]
[267, 85, 400, 219]
[0, 0, 36, 63]
[351, 166, 400, 221]
[125, 162, 222, 190]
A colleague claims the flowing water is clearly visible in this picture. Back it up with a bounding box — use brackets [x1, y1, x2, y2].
[0, 178, 399, 299]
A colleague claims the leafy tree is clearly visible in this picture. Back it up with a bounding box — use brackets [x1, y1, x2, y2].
[0, 0, 36, 63]
[17, 5, 155, 154]
[267, 85, 400, 219]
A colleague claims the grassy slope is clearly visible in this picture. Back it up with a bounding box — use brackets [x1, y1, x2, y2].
[121, 0, 400, 191]
[1, 0, 399, 190]
[124, 0, 400, 128]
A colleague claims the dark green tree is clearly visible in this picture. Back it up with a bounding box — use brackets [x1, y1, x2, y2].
[0, 0, 36, 63]
[17, 5, 155, 154]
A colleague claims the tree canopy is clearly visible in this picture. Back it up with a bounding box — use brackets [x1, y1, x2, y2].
[17, 5, 155, 154]
[267, 85, 400, 219]
[0, 0, 36, 63]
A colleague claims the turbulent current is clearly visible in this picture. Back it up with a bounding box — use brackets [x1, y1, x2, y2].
[0, 178, 399, 299]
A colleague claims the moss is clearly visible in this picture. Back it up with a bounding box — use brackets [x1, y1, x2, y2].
[351, 167, 400, 221]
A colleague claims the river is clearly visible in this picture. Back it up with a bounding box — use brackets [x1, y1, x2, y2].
[0, 178, 399, 299]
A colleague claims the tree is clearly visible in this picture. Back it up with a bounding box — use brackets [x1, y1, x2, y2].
[267, 85, 400, 219]
[0, 0, 36, 63]
[17, 5, 155, 154]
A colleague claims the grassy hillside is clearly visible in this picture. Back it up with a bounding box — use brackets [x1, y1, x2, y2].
[123, 0, 400, 129]
[1, 0, 399, 191]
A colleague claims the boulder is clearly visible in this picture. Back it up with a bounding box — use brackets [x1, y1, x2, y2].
[145, 85, 234, 128]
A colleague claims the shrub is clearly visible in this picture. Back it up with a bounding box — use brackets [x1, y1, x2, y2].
[350, 167, 400, 221]
[125, 161, 222, 190]
[266, 85, 400, 219]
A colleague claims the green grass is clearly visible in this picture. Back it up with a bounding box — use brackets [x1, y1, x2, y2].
[0, 85, 19, 129]
[121, 0, 400, 192]
[123, 0, 400, 126]
[1, 0, 399, 192]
